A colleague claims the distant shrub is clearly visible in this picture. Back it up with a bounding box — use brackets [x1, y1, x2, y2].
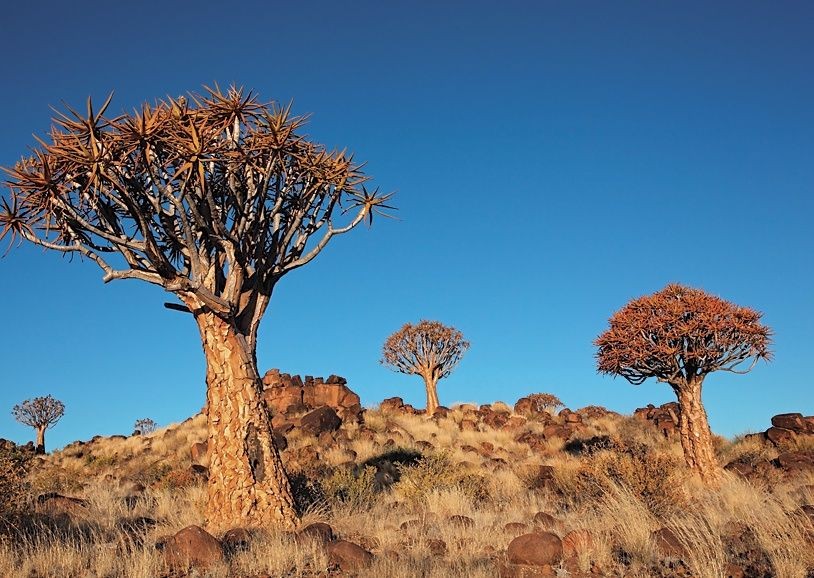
[395, 452, 488, 506]
[526, 393, 564, 413]
[133, 418, 158, 435]
[132, 461, 174, 486]
[159, 467, 202, 490]
[84, 453, 118, 469]
[321, 466, 378, 511]
[0, 444, 32, 512]
[570, 443, 687, 515]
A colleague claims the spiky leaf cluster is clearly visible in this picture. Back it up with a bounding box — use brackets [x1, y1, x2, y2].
[595, 284, 772, 387]
[2, 86, 393, 326]
[381, 320, 470, 382]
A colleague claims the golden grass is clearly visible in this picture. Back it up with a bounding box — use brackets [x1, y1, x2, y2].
[2, 407, 813, 577]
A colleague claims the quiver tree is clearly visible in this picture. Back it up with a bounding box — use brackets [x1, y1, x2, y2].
[12, 395, 65, 454]
[133, 418, 158, 435]
[381, 320, 469, 415]
[595, 283, 771, 485]
[1, 86, 393, 530]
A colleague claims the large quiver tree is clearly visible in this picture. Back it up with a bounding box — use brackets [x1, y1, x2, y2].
[595, 283, 771, 485]
[381, 320, 469, 415]
[12, 395, 64, 454]
[1, 86, 393, 530]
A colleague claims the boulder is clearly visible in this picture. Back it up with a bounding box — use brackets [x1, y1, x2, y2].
[771, 413, 814, 434]
[503, 522, 529, 535]
[221, 527, 252, 555]
[163, 525, 224, 570]
[766, 427, 796, 447]
[776, 451, 814, 473]
[297, 522, 335, 546]
[652, 527, 685, 558]
[299, 406, 342, 436]
[380, 397, 406, 413]
[532, 511, 560, 530]
[327, 540, 373, 571]
[190, 441, 208, 467]
[507, 532, 563, 566]
[447, 515, 475, 528]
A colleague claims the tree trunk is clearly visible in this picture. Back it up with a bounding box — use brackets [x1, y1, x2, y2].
[674, 378, 722, 486]
[35, 426, 46, 455]
[194, 310, 298, 531]
[423, 374, 440, 416]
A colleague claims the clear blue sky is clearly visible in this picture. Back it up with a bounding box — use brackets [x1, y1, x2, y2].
[0, 1, 811, 448]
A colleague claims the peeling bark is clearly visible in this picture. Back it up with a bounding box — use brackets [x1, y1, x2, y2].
[193, 310, 298, 531]
[674, 378, 723, 486]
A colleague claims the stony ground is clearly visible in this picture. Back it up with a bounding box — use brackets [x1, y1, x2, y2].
[1, 374, 814, 578]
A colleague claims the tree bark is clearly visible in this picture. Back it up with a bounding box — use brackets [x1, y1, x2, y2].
[423, 374, 440, 416]
[674, 377, 722, 486]
[193, 310, 298, 531]
[35, 426, 46, 455]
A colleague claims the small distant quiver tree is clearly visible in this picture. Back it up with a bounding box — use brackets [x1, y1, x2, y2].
[595, 283, 772, 485]
[1, 86, 392, 530]
[12, 395, 65, 454]
[381, 320, 469, 415]
[133, 418, 158, 435]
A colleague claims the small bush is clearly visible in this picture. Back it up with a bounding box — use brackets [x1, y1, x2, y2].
[321, 466, 378, 511]
[0, 444, 32, 512]
[395, 452, 488, 506]
[158, 467, 202, 490]
[571, 443, 687, 515]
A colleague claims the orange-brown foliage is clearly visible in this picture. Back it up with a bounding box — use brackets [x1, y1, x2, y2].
[595, 284, 771, 386]
[380, 320, 469, 381]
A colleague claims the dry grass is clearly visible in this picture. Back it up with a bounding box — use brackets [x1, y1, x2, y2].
[2, 407, 813, 577]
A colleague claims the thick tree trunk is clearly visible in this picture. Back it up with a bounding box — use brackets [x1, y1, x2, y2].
[194, 310, 298, 531]
[35, 426, 46, 455]
[674, 378, 722, 486]
[423, 375, 440, 416]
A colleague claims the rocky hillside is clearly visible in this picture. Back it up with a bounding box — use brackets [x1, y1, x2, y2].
[2, 372, 813, 578]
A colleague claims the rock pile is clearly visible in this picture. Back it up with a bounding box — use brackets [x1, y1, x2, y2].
[760, 413, 814, 447]
[262, 369, 363, 424]
[633, 402, 680, 438]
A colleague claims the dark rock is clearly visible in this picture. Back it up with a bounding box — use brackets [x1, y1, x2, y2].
[766, 427, 796, 447]
[532, 511, 560, 530]
[221, 527, 252, 555]
[300, 406, 342, 436]
[190, 441, 208, 466]
[297, 522, 335, 546]
[507, 532, 563, 566]
[771, 413, 814, 434]
[652, 527, 685, 558]
[327, 540, 373, 570]
[447, 515, 474, 528]
[163, 525, 224, 570]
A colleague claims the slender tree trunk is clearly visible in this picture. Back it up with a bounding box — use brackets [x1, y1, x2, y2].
[674, 377, 722, 486]
[423, 374, 440, 416]
[35, 426, 46, 455]
[194, 310, 298, 531]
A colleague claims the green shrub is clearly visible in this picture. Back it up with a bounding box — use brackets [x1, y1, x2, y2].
[321, 466, 378, 511]
[395, 452, 488, 506]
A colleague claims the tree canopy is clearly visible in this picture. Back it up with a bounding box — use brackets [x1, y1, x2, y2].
[381, 320, 469, 382]
[595, 283, 772, 387]
[12, 395, 65, 429]
[1, 86, 393, 330]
